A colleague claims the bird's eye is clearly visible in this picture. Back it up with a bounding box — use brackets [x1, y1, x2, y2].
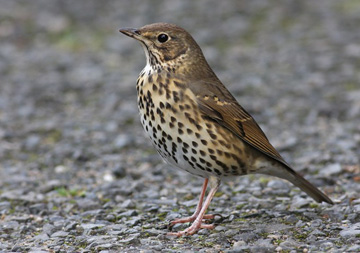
[157, 34, 168, 43]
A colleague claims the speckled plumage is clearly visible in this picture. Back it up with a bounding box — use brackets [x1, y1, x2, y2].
[120, 22, 333, 236]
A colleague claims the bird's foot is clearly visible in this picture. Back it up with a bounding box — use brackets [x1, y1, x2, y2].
[167, 213, 222, 236]
[168, 213, 217, 228]
[167, 220, 215, 237]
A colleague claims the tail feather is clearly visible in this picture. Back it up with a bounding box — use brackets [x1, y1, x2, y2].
[259, 164, 334, 204]
[288, 171, 333, 204]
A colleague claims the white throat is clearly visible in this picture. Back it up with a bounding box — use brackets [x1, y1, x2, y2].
[140, 44, 153, 74]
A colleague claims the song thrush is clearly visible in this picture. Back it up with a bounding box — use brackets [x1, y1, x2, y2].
[119, 23, 333, 236]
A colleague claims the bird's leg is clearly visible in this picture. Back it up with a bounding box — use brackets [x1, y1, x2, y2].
[169, 178, 212, 228]
[168, 177, 221, 236]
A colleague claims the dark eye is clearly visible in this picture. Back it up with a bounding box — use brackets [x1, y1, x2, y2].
[157, 34, 168, 43]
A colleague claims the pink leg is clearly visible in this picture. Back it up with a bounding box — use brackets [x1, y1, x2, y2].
[169, 178, 214, 228]
[168, 178, 221, 237]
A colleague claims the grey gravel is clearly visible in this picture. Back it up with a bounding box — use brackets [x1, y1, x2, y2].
[0, 0, 359, 252]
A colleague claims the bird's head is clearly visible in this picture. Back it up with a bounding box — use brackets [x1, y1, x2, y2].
[120, 23, 214, 78]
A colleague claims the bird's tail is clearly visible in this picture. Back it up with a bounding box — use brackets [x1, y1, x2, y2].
[258, 164, 334, 204]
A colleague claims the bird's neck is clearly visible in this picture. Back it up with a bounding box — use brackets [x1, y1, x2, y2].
[141, 50, 218, 83]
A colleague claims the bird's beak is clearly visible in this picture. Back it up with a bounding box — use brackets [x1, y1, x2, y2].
[119, 28, 141, 39]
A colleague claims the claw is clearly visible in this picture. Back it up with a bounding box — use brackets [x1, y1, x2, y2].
[167, 178, 221, 236]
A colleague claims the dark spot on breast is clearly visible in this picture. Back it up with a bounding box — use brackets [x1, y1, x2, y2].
[156, 74, 162, 81]
[232, 144, 243, 154]
[199, 157, 206, 164]
[159, 102, 164, 109]
[174, 80, 186, 89]
[183, 142, 189, 149]
[160, 117, 166, 124]
[216, 149, 223, 156]
[201, 139, 207, 145]
[178, 129, 184, 135]
[178, 122, 184, 128]
[199, 150, 206, 157]
[156, 108, 163, 116]
[169, 122, 175, 128]
[191, 148, 197, 154]
[186, 128, 193, 134]
[182, 147, 188, 153]
[219, 140, 230, 148]
[214, 169, 221, 175]
[210, 155, 217, 161]
[188, 117, 196, 125]
[177, 137, 182, 143]
[173, 91, 180, 102]
[166, 102, 172, 109]
[192, 141, 198, 147]
[196, 163, 205, 170]
[191, 156, 197, 162]
[183, 155, 189, 161]
[195, 132, 201, 138]
[216, 160, 229, 172]
[152, 83, 157, 91]
[207, 129, 217, 140]
[208, 148, 214, 154]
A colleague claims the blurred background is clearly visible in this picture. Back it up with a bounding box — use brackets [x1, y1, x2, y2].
[1, 0, 359, 178]
[0, 0, 359, 251]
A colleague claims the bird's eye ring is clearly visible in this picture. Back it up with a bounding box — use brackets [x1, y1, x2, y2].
[157, 34, 169, 43]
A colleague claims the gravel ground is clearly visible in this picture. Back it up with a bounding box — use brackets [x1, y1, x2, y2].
[0, 0, 360, 252]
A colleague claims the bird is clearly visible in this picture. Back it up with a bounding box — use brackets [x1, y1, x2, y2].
[119, 22, 333, 237]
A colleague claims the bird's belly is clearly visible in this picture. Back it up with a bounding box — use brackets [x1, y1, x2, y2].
[137, 77, 252, 179]
[138, 107, 210, 178]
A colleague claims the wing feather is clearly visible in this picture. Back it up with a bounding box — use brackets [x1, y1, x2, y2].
[190, 79, 288, 166]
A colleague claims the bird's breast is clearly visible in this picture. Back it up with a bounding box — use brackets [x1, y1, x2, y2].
[136, 72, 254, 179]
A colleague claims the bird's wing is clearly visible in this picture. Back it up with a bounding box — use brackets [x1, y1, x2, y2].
[189, 79, 288, 166]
